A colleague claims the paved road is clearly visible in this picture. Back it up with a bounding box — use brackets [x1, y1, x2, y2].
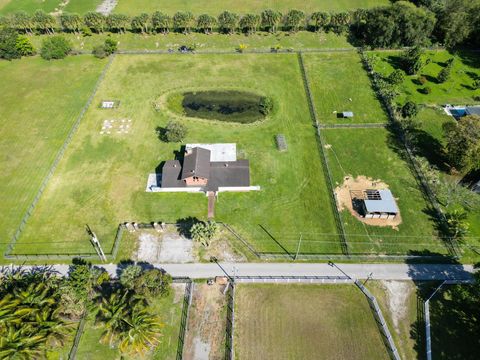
[17, 263, 475, 281]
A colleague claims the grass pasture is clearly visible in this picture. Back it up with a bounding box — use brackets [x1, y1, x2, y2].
[370, 50, 480, 106]
[15, 53, 339, 257]
[115, 0, 390, 16]
[0, 0, 60, 14]
[304, 52, 389, 124]
[322, 127, 449, 255]
[0, 56, 106, 257]
[235, 284, 389, 360]
[63, 0, 103, 14]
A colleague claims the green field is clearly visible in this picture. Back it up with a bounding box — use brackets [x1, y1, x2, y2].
[115, 0, 389, 16]
[28, 31, 352, 53]
[0, 0, 60, 14]
[370, 50, 480, 106]
[0, 56, 106, 257]
[76, 289, 183, 359]
[64, 0, 103, 14]
[14, 53, 339, 256]
[235, 284, 389, 360]
[323, 127, 449, 255]
[304, 52, 389, 124]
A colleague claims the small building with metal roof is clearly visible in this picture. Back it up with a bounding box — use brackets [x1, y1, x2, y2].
[360, 189, 399, 219]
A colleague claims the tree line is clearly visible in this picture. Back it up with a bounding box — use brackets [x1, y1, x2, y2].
[0, 1, 479, 49]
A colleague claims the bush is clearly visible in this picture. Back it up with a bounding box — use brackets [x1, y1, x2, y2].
[190, 221, 217, 247]
[421, 86, 432, 94]
[41, 36, 72, 60]
[92, 44, 107, 58]
[259, 96, 273, 115]
[401, 101, 418, 119]
[164, 120, 187, 142]
[387, 69, 405, 86]
[473, 79, 480, 90]
[0, 28, 20, 60]
[15, 35, 35, 56]
[81, 26, 92, 36]
[419, 75, 427, 85]
[437, 67, 451, 83]
[104, 37, 117, 55]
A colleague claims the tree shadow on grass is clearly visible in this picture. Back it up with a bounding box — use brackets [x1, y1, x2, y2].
[384, 54, 405, 71]
[407, 128, 449, 172]
[176, 216, 200, 239]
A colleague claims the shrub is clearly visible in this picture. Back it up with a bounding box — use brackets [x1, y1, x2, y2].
[473, 79, 480, 90]
[421, 86, 432, 94]
[92, 44, 107, 58]
[0, 28, 20, 60]
[164, 120, 187, 142]
[387, 69, 405, 86]
[259, 96, 274, 115]
[81, 26, 92, 36]
[437, 67, 451, 83]
[15, 35, 35, 56]
[104, 37, 117, 55]
[419, 75, 427, 85]
[190, 221, 217, 247]
[40, 36, 71, 60]
[401, 101, 418, 119]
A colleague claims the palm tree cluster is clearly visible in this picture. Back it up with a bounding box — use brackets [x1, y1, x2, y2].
[0, 8, 352, 36]
[0, 267, 72, 359]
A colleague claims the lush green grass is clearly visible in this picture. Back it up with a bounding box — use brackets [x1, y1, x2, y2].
[76, 290, 183, 359]
[370, 50, 480, 106]
[16, 53, 339, 256]
[29, 31, 352, 52]
[115, 0, 390, 16]
[0, 56, 106, 257]
[323, 128, 449, 255]
[64, 0, 103, 14]
[304, 52, 389, 124]
[0, 0, 60, 14]
[235, 284, 389, 360]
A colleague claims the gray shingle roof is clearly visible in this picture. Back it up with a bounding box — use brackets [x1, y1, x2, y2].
[181, 147, 211, 180]
[161, 160, 184, 187]
[207, 160, 250, 191]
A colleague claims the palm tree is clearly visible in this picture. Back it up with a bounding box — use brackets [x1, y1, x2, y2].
[119, 306, 164, 355]
[96, 290, 132, 346]
[0, 325, 47, 360]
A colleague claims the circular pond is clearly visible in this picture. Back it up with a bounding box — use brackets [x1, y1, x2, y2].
[169, 90, 271, 124]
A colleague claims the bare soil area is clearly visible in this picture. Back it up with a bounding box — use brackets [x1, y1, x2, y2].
[381, 281, 413, 332]
[335, 175, 402, 229]
[183, 283, 228, 360]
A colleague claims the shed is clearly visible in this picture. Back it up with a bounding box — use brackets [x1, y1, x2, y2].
[466, 106, 480, 116]
[361, 189, 399, 219]
[342, 111, 354, 118]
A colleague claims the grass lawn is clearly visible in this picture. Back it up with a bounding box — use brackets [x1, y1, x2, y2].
[0, 56, 106, 257]
[15, 53, 339, 257]
[29, 31, 352, 53]
[0, 0, 60, 14]
[64, 0, 103, 14]
[235, 284, 389, 360]
[76, 289, 183, 359]
[322, 128, 449, 255]
[370, 50, 480, 106]
[115, 0, 390, 16]
[303, 52, 389, 124]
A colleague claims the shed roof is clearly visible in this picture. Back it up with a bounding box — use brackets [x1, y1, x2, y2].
[363, 189, 398, 214]
[342, 112, 354, 118]
[466, 106, 480, 116]
[181, 147, 211, 180]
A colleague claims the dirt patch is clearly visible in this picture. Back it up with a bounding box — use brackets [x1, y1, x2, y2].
[198, 228, 247, 263]
[381, 281, 413, 332]
[135, 230, 194, 263]
[183, 283, 227, 360]
[335, 175, 402, 229]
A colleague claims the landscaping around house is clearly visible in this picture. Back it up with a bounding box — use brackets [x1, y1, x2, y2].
[0, 56, 107, 258]
[14, 53, 339, 257]
[235, 284, 389, 360]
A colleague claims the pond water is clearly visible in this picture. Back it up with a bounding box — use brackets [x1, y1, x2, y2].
[180, 90, 266, 123]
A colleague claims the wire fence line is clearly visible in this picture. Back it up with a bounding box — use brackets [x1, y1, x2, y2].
[176, 279, 194, 360]
[4, 54, 117, 258]
[354, 280, 401, 360]
[225, 281, 235, 360]
[357, 49, 459, 258]
[319, 123, 387, 128]
[297, 51, 349, 256]
[67, 311, 88, 360]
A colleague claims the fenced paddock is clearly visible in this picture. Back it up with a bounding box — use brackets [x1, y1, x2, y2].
[234, 283, 390, 360]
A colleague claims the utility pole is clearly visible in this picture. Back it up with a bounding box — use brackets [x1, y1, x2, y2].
[294, 233, 303, 261]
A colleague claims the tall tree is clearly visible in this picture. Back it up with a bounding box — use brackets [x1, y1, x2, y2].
[131, 13, 149, 34]
[59, 13, 82, 34]
[107, 13, 129, 33]
[329, 11, 351, 34]
[239, 13, 260, 34]
[151, 11, 171, 34]
[443, 115, 480, 174]
[261, 9, 282, 33]
[173, 11, 195, 34]
[283, 9, 305, 32]
[33, 10, 56, 34]
[310, 11, 330, 32]
[83, 12, 106, 33]
[218, 11, 239, 34]
[197, 14, 216, 34]
[0, 28, 20, 60]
